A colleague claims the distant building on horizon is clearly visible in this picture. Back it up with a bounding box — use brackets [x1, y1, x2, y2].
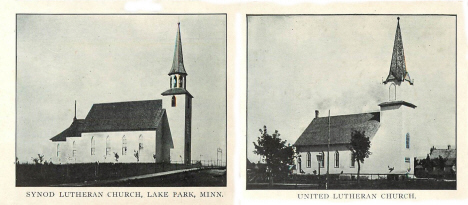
[50, 23, 193, 164]
[294, 17, 417, 176]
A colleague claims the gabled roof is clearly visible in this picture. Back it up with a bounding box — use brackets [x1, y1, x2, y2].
[430, 149, 456, 160]
[50, 100, 166, 141]
[83, 100, 165, 132]
[161, 87, 193, 98]
[168, 23, 187, 76]
[383, 17, 413, 85]
[430, 148, 456, 166]
[294, 112, 380, 146]
[50, 119, 85, 141]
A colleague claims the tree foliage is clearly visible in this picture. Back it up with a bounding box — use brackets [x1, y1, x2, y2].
[347, 130, 371, 183]
[253, 126, 295, 176]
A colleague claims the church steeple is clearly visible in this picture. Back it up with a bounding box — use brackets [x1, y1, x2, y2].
[168, 22, 187, 76]
[161, 22, 193, 165]
[383, 17, 413, 85]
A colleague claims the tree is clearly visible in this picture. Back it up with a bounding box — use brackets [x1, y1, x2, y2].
[347, 130, 371, 184]
[32, 154, 44, 165]
[434, 155, 448, 177]
[253, 126, 295, 186]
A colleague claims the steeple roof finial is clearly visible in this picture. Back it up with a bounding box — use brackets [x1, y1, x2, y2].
[383, 17, 413, 85]
[168, 22, 187, 76]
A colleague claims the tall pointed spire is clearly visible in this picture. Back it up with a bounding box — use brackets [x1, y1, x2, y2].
[383, 17, 413, 85]
[168, 22, 187, 75]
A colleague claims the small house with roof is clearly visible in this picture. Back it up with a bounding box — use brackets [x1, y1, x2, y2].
[294, 18, 416, 176]
[429, 145, 456, 172]
[50, 23, 193, 164]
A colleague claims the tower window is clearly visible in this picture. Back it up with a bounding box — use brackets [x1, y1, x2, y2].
[306, 152, 311, 168]
[91, 136, 95, 155]
[406, 133, 410, 149]
[173, 76, 177, 88]
[334, 151, 339, 168]
[389, 83, 397, 101]
[172, 96, 176, 107]
[170, 77, 172, 88]
[106, 136, 111, 156]
[122, 135, 127, 155]
[179, 76, 184, 88]
[405, 157, 410, 163]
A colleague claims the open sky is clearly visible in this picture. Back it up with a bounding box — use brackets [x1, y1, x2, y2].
[16, 15, 226, 163]
[247, 15, 456, 162]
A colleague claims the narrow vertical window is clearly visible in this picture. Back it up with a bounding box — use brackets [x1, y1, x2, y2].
[179, 76, 184, 88]
[106, 136, 111, 156]
[72, 141, 77, 157]
[122, 135, 127, 155]
[389, 83, 397, 101]
[306, 152, 311, 168]
[173, 76, 177, 88]
[139, 135, 144, 152]
[171, 96, 176, 107]
[406, 133, 410, 149]
[170, 77, 172, 88]
[56, 144, 60, 157]
[91, 136, 95, 155]
[350, 153, 355, 167]
[334, 151, 339, 168]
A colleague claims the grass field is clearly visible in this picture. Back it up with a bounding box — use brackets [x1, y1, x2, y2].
[247, 179, 456, 190]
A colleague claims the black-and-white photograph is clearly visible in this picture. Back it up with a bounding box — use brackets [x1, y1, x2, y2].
[16, 14, 226, 187]
[246, 15, 456, 190]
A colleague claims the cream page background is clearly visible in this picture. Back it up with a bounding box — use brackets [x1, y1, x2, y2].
[0, 1, 467, 205]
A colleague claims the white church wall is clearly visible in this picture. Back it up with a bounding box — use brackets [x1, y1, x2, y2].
[52, 131, 157, 164]
[296, 145, 357, 175]
[362, 106, 414, 175]
[163, 94, 187, 163]
[53, 141, 69, 164]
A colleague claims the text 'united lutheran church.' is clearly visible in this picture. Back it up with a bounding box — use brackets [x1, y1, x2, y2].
[50, 23, 193, 164]
[294, 18, 417, 176]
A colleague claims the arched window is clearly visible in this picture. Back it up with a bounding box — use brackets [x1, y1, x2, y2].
[406, 133, 410, 149]
[139, 135, 144, 152]
[334, 151, 339, 168]
[91, 136, 95, 155]
[56, 144, 60, 157]
[179, 76, 184, 88]
[122, 136, 127, 155]
[106, 136, 111, 156]
[171, 95, 176, 107]
[72, 141, 77, 157]
[389, 83, 397, 101]
[320, 151, 325, 168]
[173, 76, 177, 88]
[350, 153, 355, 168]
[306, 152, 311, 168]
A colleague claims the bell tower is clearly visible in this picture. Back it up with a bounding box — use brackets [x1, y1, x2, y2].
[378, 17, 415, 174]
[162, 22, 193, 164]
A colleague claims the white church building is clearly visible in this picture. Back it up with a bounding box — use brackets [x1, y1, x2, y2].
[50, 23, 193, 164]
[294, 17, 416, 176]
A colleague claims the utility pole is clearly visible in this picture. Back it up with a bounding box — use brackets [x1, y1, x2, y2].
[326, 110, 330, 190]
